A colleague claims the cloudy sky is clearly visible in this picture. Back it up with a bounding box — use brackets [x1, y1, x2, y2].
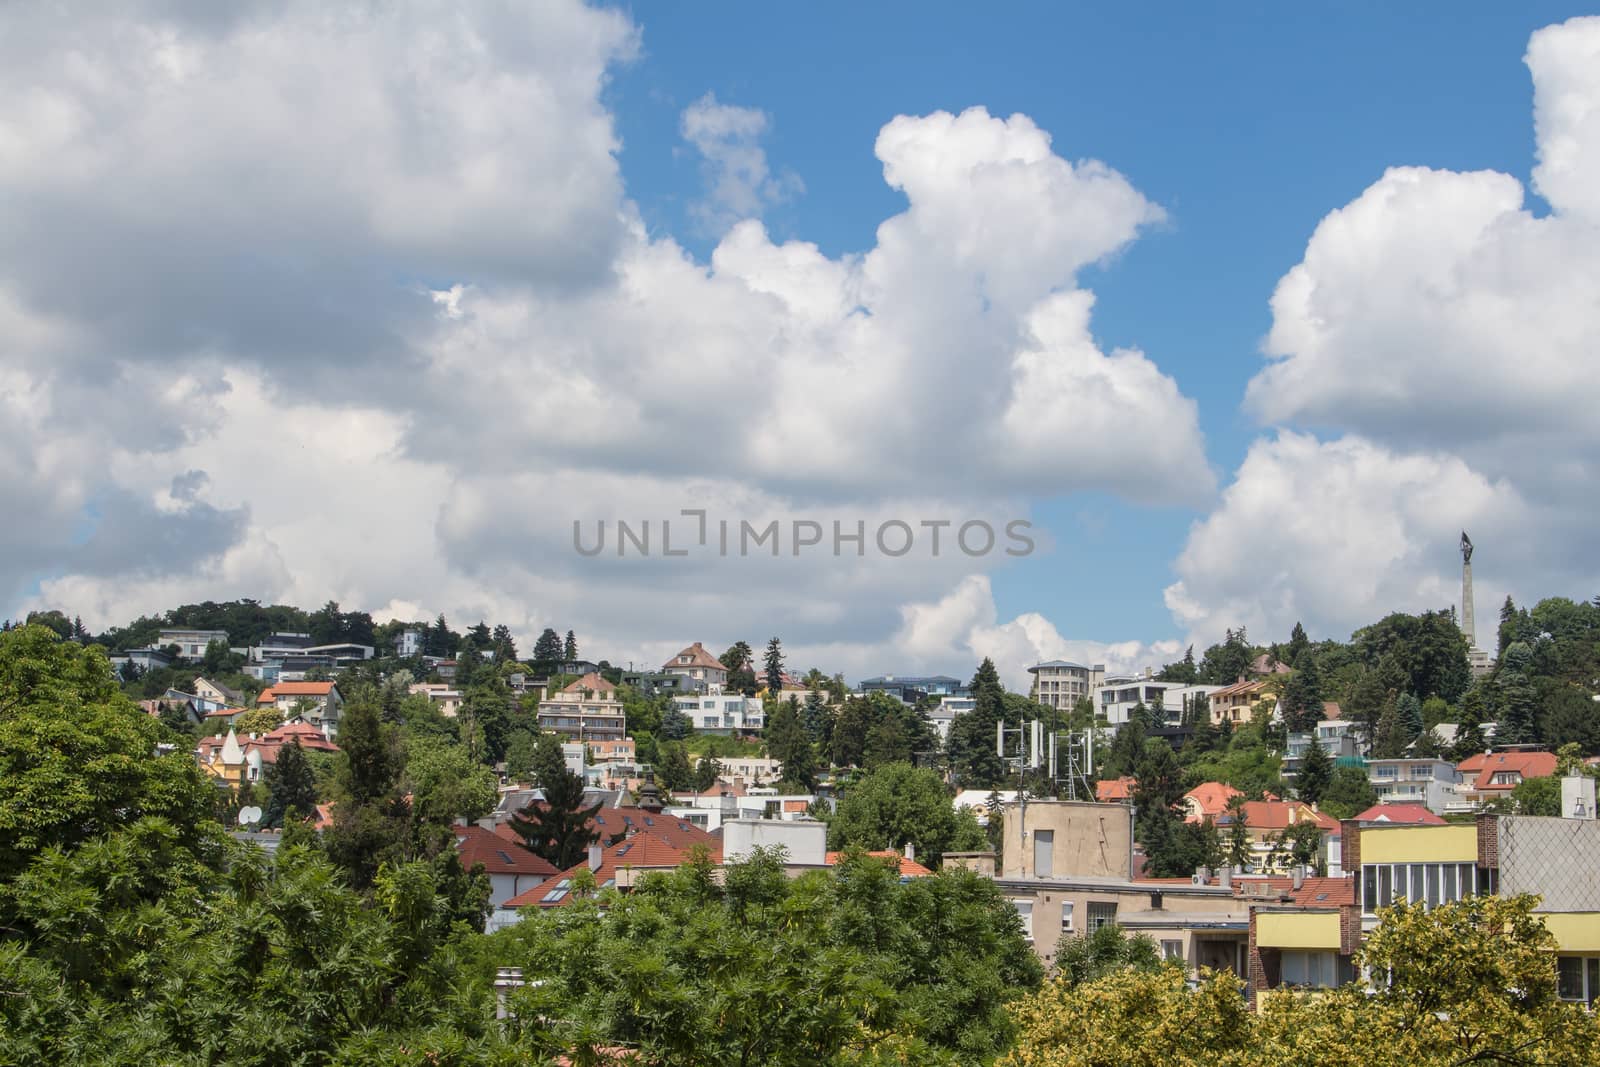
[3, 3, 1597, 687]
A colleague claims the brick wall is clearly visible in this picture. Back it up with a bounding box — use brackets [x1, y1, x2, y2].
[1339, 904, 1362, 956]
[1476, 813, 1498, 869]
[1341, 819, 1361, 872]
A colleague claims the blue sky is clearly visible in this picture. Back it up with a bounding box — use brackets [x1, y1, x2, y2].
[595, 2, 1589, 641]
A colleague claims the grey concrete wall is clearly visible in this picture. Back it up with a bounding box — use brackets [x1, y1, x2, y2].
[1498, 815, 1600, 911]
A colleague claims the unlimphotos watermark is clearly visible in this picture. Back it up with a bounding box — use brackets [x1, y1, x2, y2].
[573, 510, 1034, 558]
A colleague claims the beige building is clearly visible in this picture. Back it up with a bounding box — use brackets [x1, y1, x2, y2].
[537, 672, 626, 741]
[1208, 678, 1274, 726]
[1026, 661, 1105, 712]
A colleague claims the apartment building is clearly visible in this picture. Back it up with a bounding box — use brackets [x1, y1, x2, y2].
[536, 672, 627, 741]
[1027, 661, 1105, 712]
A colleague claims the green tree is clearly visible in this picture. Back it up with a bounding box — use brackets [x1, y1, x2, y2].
[405, 735, 498, 823]
[763, 635, 785, 695]
[262, 736, 318, 829]
[691, 755, 723, 793]
[947, 659, 1009, 788]
[1395, 692, 1423, 745]
[503, 728, 539, 782]
[562, 629, 578, 661]
[827, 762, 985, 865]
[656, 741, 693, 791]
[1223, 794, 1252, 870]
[1280, 650, 1323, 733]
[0, 626, 216, 877]
[532, 627, 563, 665]
[1320, 764, 1380, 820]
[322, 697, 411, 890]
[510, 764, 601, 870]
[1054, 923, 1163, 987]
[1295, 733, 1332, 804]
[766, 696, 817, 790]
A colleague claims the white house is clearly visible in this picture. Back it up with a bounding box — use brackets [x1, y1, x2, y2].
[158, 628, 231, 659]
[671, 692, 764, 734]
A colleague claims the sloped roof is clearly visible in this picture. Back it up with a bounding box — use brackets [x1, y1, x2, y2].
[506, 831, 723, 908]
[661, 642, 725, 672]
[1250, 654, 1292, 675]
[1233, 875, 1355, 906]
[1233, 800, 1340, 835]
[455, 825, 559, 878]
[1184, 781, 1243, 818]
[1211, 678, 1268, 700]
[1096, 776, 1136, 803]
[826, 850, 932, 877]
[1353, 803, 1446, 826]
[561, 671, 617, 695]
[1457, 750, 1557, 790]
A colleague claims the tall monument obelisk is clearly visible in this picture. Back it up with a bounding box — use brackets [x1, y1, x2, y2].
[1460, 531, 1475, 647]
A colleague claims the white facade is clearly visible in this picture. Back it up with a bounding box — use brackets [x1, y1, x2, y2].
[1369, 759, 1463, 815]
[158, 629, 231, 659]
[721, 818, 827, 866]
[1093, 674, 1173, 726]
[398, 628, 424, 657]
[672, 692, 764, 734]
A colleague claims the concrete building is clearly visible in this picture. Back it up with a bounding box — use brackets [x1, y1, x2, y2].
[722, 818, 828, 867]
[1208, 679, 1275, 727]
[1367, 757, 1462, 815]
[408, 683, 464, 717]
[1093, 672, 1173, 726]
[1027, 661, 1105, 713]
[397, 628, 424, 657]
[158, 628, 231, 660]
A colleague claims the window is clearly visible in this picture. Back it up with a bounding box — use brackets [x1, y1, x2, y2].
[1162, 940, 1185, 962]
[1060, 903, 1074, 932]
[1087, 902, 1118, 931]
[1363, 862, 1480, 915]
[1280, 950, 1337, 988]
[1410, 765, 1434, 779]
[1554, 957, 1600, 1004]
[1011, 899, 1034, 942]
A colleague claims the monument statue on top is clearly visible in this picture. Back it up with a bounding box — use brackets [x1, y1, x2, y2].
[1460, 530, 1473, 565]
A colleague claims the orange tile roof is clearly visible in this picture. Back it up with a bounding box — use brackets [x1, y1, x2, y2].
[1184, 781, 1243, 819]
[256, 687, 276, 703]
[455, 825, 559, 878]
[1457, 750, 1558, 791]
[1353, 803, 1446, 825]
[826, 850, 932, 877]
[1096, 776, 1136, 802]
[1235, 800, 1340, 834]
[267, 681, 338, 696]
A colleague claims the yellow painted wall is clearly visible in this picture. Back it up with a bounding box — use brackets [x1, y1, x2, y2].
[1541, 913, 1600, 953]
[1256, 911, 1341, 949]
[1360, 825, 1478, 864]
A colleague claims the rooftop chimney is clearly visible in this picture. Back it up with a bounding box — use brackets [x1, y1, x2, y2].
[1292, 866, 1306, 891]
[904, 841, 916, 862]
[587, 842, 603, 870]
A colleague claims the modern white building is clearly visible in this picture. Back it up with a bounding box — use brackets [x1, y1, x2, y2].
[1027, 661, 1105, 712]
[158, 628, 231, 659]
[397, 628, 424, 657]
[1368, 758, 1463, 815]
[672, 692, 764, 734]
[1092, 672, 1172, 726]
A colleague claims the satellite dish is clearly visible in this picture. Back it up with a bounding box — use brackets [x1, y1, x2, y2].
[237, 805, 263, 826]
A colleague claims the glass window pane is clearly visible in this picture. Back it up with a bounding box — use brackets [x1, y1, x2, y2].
[1411, 865, 1425, 904]
[1558, 957, 1584, 1000]
[1588, 959, 1600, 1006]
[1426, 864, 1440, 909]
[1364, 866, 1378, 912]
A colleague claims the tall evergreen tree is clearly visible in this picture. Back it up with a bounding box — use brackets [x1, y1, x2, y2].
[1286, 621, 1310, 664]
[1281, 650, 1323, 733]
[563, 630, 578, 661]
[490, 623, 517, 662]
[1495, 642, 1539, 745]
[1224, 795, 1252, 871]
[1452, 690, 1488, 759]
[655, 742, 692, 790]
[766, 697, 817, 790]
[323, 699, 410, 889]
[529, 731, 569, 789]
[763, 637, 785, 695]
[510, 766, 601, 870]
[532, 628, 563, 665]
[1296, 734, 1332, 805]
[1396, 692, 1424, 745]
[801, 691, 830, 747]
[262, 736, 318, 829]
[1371, 694, 1404, 759]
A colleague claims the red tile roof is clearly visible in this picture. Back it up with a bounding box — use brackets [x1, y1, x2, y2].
[1353, 803, 1446, 825]
[661, 641, 726, 672]
[1096, 776, 1136, 802]
[205, 706, 247, 719]
[1234, 875, 1355, 907]
[256, 687, 276, 704]
[455, 825, 559, 878]
[826, 850, 932, 877]
[1211, 678, 1268, 700]
[1457, 750, 1558, 791]
[506, 831, 723, 908]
